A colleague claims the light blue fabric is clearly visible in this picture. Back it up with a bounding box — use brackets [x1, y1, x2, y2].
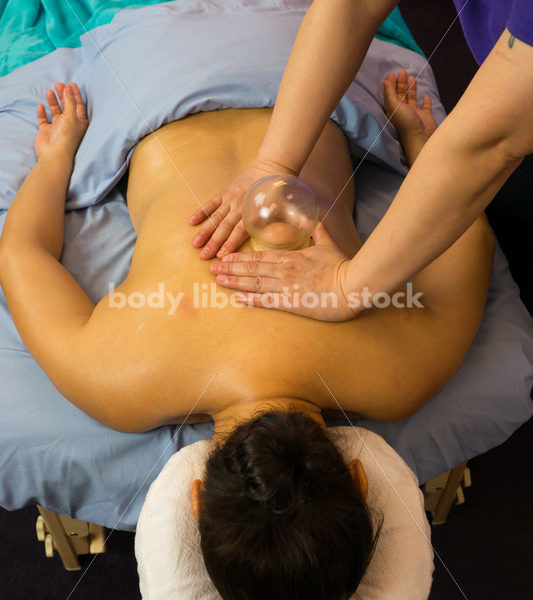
[0, 1, 531, 530]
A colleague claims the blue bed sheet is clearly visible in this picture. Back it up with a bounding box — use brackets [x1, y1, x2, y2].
[0, 0, 531, 531]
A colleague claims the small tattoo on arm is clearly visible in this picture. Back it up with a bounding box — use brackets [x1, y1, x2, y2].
[508, 35, 516, 48]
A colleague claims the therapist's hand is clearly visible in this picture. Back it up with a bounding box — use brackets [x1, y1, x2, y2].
[189, 159, 297, 260]
[209, 222, 358, 321]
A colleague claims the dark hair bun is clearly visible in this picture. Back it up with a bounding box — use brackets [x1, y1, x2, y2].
[236, 413, 309, 514]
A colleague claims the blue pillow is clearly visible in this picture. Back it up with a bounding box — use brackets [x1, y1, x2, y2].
[0, 1, 445, 211]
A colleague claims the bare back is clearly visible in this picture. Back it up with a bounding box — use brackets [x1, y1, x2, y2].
[78, 108, 493, 431]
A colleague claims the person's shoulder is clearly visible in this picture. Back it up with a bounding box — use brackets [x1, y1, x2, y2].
[72, 292, 182, 432]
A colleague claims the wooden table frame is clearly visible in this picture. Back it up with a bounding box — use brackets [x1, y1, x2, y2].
[35, 505, 106, 571]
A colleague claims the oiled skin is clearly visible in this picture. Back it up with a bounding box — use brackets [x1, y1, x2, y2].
[71, 108, 494, 432]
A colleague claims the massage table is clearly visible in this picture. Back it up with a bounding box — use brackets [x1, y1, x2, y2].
[0, 0, 531, 573]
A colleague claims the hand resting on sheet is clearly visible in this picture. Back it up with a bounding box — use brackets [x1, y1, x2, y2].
[35, 82, 88, 160]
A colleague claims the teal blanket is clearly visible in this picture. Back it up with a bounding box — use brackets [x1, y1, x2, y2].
[0, 1, 423, 78]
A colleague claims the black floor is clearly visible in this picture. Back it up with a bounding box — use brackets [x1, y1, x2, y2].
[1, 1, 532, 599]
[0, 509, 140, 600]
[428, 417, 533, 600]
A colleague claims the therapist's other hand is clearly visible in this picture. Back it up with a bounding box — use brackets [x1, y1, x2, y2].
[383, 70, 437, 142]
[189, 160, 297, 260]
[209, 222, 358, 321]
[35, 82, 88, 160]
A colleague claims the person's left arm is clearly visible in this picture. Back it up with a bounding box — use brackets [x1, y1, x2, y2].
[0, 83, 93, 381]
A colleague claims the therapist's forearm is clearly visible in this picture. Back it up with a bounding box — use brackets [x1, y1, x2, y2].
[345, 121, 521, 298]
[256, 0, 398, 174]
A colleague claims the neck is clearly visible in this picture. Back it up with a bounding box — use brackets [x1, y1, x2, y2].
[210, 396, 325, 446]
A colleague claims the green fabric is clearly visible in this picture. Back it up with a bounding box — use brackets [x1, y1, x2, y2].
[0, 1, 423, 79]
[375, 6, 424, 58]
[0, 0, 163, 77]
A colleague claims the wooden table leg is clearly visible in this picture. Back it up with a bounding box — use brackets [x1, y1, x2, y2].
[36, 506, 81, 571]
[423, 461, 468, 525]
[35, 506, 107, 571]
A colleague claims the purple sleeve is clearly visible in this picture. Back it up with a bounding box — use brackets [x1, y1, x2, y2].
[508, 0, 533, 47]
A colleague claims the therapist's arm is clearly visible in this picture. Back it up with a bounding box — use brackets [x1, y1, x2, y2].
[212, 29, 533, 321]
[254, 0, 399, 174]
[343, 29, 533, 301]
[189, 0, 398, 259]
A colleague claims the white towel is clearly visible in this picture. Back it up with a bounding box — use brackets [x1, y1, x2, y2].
[135, 426, 434, 599]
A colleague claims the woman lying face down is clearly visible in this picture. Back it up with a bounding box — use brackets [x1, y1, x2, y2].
[0, 74, 494, 599]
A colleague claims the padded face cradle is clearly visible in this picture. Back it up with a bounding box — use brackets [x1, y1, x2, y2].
[135, 427, 434, 600]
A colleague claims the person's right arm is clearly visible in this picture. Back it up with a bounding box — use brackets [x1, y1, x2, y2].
[212, 29, 533, 321]
[0, 83, 93, 379]
[189, 0, 398, 259]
